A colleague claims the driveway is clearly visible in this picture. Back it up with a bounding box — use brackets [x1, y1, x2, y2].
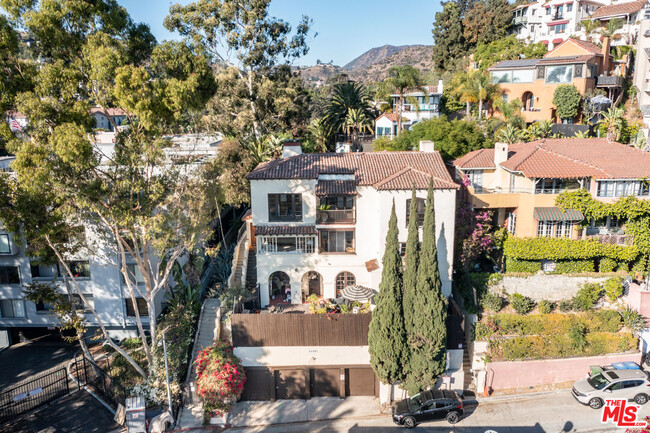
[0, 341, 78, 389]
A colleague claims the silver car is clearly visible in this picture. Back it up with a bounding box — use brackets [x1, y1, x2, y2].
[572, 369, 650, 409]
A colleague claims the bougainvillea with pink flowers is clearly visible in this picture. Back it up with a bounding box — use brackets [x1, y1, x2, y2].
[196, 340, 246, 416]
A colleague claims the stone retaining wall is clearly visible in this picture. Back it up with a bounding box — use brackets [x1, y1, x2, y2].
[495, 275, 611, 301]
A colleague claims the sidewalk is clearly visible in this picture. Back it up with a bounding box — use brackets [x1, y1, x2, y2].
[228, 396, 380, 427]
[176, 298, 221, 429]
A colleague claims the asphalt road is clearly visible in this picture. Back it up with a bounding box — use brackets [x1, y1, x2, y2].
[223, 391, 637, 433]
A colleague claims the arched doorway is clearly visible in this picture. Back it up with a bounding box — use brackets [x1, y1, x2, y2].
[522, 91, 534, 111]
[302, 271, 323, 300]
[269, 271, 290, 303]
[335, 271, 356, 297]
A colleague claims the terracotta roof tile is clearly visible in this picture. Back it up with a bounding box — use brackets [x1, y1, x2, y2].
[90, 107, 127, 116]
[249, 151, 458, 190]
[255, 225, 317, 236]
[552, 39, 602, 56]
[375, 113, 409, 123]
[591, 0, 645, 19]
[538, 55, 599, 64]
[459, 138, 650, 179]
[315, 180, 357, 195]
[453, 149, 496, 169]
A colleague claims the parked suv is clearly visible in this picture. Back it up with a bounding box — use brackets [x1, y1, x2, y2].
[391, 390, 464, 428]
[572, 369, 650, 409]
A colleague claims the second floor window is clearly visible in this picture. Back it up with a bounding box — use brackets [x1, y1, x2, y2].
[320, 230, 354, 253]
[122, 264, 146, 285]
[0, 299, 26, 318]
[546, 65, 572, 84]
[597, 180, 650, 198]
[258, 236, 315, 254]
[406, 198, 426, 226]
[535, 179, 566, 194]
[537, 221, 573, 238]
[0, 234, 10, 254]
[36, 294, 93, 312]
[125, 298, 148, 316]
[0, 266, 20, 284]
[268, 194, 302, 222]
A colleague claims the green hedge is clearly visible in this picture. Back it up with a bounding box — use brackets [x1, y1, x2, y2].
[554, 260, 594, 273]
[504, 237, 639, 262]
[599, 258, 617, 272]
[507, 258, 542, 273]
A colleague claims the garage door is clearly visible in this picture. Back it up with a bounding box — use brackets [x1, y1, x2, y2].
[241, 368, 272, 401]
[310, 368, 340, 397]
[346, 367, 376, 396]
[275, 369, 308, 399]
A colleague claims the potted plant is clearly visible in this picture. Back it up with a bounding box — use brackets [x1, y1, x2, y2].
[317, 204, 330, 223]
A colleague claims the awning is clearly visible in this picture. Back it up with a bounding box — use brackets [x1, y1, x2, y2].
[541, 40, 550, 44]
[552, 38, 564, 44]
[547, 20, 569, 26]
[315, 180, 357, 196]
[534, 207, 584, 222]
[255, 225, 317, 236]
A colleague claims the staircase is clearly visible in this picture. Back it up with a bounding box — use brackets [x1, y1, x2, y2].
[462, 344, 475, 393]
[231, 240, 247, 286]
[245, 248, 257, 288]
[176, 298, 221, 429]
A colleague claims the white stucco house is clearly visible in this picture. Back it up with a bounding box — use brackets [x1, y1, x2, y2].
[91, 107, 128, 132]
[246, 140, 458, 308]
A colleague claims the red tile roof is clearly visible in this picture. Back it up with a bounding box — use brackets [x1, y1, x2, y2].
[591, 0, 645, 19]
[538, 55, 599, 64]
[455, 138, 650, 179]
[452, 148, 497, 169]
[375, 113, 409, 123]
[315, 180, 357, 195]
[547, 39, 603, 56]
[249, 151, 459, 190]
[90, 107, 127, 117]
[255, 225, 317, 236]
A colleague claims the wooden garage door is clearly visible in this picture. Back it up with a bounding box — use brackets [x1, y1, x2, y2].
[346, 367, 376, 396]
[275, 369, 308, 399]
[310, 368, 340, 397]
[241, 368, 272, 401]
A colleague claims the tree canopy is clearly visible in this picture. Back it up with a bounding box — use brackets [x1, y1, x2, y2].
[473, 35, 547, 71]
[553, 84, 582, 121]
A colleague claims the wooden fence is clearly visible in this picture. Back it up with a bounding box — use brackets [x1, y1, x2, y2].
[231, 313, 371, 347]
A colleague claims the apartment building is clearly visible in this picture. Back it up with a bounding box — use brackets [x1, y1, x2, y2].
[245, 141, 458, 308]
[454, 138, 650, 241]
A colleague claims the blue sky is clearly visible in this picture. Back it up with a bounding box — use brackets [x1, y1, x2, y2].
[117, 0, 440, 66]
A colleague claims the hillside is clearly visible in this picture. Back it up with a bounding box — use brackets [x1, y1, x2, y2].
[295, 45, 435, 86]
[342, 44, 411, 71]
[347, 45, 434, 82]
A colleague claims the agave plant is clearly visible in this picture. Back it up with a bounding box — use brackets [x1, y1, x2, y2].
[620, 306, 647, 333]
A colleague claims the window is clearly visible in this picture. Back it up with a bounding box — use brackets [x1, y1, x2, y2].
[399, 241, 421, 257]
[545, 65, 572, 83]
[597, 181, 615, 197]
[509, 173, 516, 193]
[258, 236, 315, 253]
[125, 298, 148, 316]
[268, 194, 302, 222]
[567, 2, 572, 12]
[319, 230, 354, 253]
[502, 93, 508, 103]
[507, 212, 517, 235]
[377, 126, 391, 136]
[405, 198, 426, 226]
[537, 221, 573, 238]
[319, 196, 355, 223]
[68, 261, 90, 278]
[30, 263, 59, 279]
[535, 178, 566, 194]
[0, 299, 26, 318]
[490, 71, 511, 84]
[512, 69, 534, 83]
[123, 264, 145, 285]
[465, 170, 483, 192]
[0, 234, 10, 254]
[552, 23, 566, 34]
[0, 266, 20, 284]
[335, 272, 356, 296]
[36, 295, 93, 312]
[546, 7, 551, 15]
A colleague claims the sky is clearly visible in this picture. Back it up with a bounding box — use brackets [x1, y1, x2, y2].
[116, 0, 441, 67]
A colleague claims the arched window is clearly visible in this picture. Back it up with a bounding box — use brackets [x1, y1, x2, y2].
[335, 272, 356, 296]
[522, 92, 534, 111]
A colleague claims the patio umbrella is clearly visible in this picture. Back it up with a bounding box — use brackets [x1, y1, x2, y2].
[340, 285, 375, 302]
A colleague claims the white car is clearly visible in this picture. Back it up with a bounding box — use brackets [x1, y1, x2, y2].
[572, 369, 650, 409]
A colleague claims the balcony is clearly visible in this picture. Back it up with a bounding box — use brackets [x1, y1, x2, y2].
[513, 15, 528, 25]
[317, 209, 355, 224]
[582, 233, 633, 246]
[596, 75, 624, 88]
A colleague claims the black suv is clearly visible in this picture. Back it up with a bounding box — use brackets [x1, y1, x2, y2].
[391, 389, 464, 428]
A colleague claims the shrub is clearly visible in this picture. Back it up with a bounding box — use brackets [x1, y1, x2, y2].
[559, 299, 573, 312]
[503, 237, 639, 262]
[586, 310, 622, 333]
[481, 291, 504, 312]
[474, 322, 493, 340]
[621, 307, 648, 332]
[507, 258, 541, 273]
[618, 262, 629, 272]
[196, 340, 246, 416]
[599, 258, 617, 273]
[572, 282, 603, 311]
[509, 293, 535, 315]
[568, 322, 587, 351]
[502, 336, 537, 360]
[604, 277, 624, 302]
[538, 300, 554, 314]
[554, 260, 594, 274]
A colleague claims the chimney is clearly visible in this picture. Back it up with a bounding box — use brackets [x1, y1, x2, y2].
[602, 36, 611, 76]
[282, 140, 303, 158]
[419, 140, 435, 152]
[438, 79, 444, 94]
[494, 142, 509, 166]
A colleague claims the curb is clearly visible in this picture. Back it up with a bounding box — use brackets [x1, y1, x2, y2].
[475, 388, 569, 403]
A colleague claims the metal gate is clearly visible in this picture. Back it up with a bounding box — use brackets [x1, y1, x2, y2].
[70, 355, 127, 410]
[0, 366, 70, 424]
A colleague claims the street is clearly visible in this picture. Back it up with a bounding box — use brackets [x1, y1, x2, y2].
[223, 391, 635, 433]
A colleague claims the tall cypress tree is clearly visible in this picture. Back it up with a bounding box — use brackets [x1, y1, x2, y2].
[368, 200, 408, 384]
[404, 178, 448, 395]
[402, 186, 420, 335]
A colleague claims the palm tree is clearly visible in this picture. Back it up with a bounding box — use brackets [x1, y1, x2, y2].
[599, 107, 625, 141]
[475, 73, 501, 120]
[343, 108, 373, 144]
[494, 98, 523, 126]
[451, 71, 479, 119]
[246, 133, 289, 164]
[497, 124, 523, 145]
[579, 20, 600, 43]
[324, 81, 374, 135]
[600, 18, 624, 39]
[306, 118, 332, 153]
[381, 65, 426, 132]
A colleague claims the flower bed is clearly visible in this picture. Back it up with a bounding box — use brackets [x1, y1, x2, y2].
[196, 340, 246, 416]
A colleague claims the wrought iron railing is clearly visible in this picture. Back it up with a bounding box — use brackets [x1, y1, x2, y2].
[317, 209, 355, 224]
